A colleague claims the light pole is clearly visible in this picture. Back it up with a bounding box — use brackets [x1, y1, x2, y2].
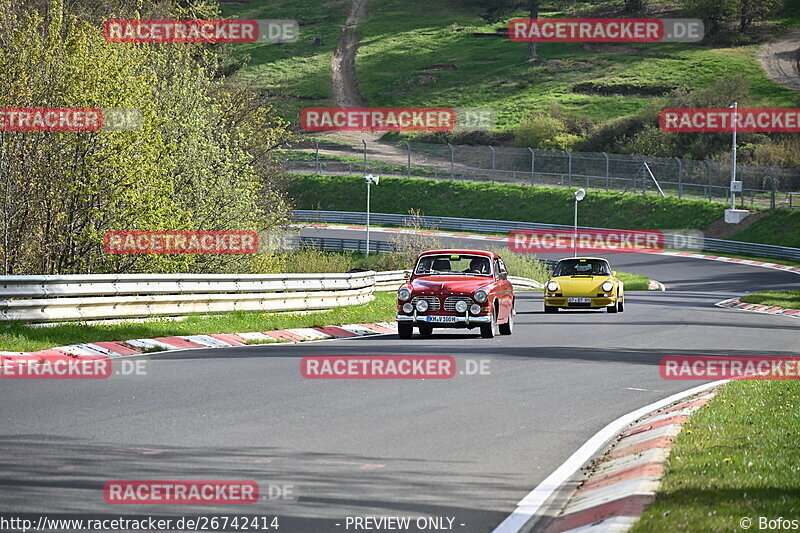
[364, 174, 380, 255]
[573, 188, 585, 257]
[729, 101, 738, 209]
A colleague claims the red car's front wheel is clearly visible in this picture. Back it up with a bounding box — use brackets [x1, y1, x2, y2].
[398, 322, 413, 339]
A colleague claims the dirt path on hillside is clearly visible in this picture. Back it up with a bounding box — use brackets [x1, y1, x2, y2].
[757, 28, 800, 92]
[331, 0, 369, 108]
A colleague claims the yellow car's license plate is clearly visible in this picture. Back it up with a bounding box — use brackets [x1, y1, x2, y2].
[568, 297, 591, 303]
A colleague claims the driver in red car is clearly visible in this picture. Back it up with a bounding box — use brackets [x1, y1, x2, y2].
[464, 257, 489, 274]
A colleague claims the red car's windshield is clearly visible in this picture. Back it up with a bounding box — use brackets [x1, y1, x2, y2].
[415, 254, 492, 276]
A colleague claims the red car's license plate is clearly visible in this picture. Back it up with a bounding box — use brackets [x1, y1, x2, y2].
[426, 316, 460, 323]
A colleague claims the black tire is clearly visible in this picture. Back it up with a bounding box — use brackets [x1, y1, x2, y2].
[544, 305, 558, 313]
[499, 307, 514, 335]
[418, 323, 434, 337]
[606, 304, 618, 313]
[481, 310, 497, 338]
[618, 298, 624, 312]
[398, 322, 413, 339]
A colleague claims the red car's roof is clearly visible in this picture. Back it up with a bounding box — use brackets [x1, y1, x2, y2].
[418, 249, 500, 258]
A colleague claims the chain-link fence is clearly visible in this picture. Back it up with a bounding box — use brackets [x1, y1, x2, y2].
[286, 138, 800, 208]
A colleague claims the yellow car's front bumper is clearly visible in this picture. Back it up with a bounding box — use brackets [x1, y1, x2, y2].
[545, 296, 617, 308]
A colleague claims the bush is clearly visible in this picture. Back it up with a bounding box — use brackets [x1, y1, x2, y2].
[514, 112, 568, 149]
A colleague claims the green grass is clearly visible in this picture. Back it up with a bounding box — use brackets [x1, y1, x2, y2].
[217, 0, 798, 130]
[289, 174, 727, 230]
[616, 271, 650, 291]
[731, 209, 800, 249]
[0, 292, 396, 353]
[217, 0, 351, 119]
[355, 0, 797, 129]
[739, 290, 800, 309]
[632, 381, 800, 532]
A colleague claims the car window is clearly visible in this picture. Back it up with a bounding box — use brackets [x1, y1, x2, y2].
[415, 254, 492, 275]
[553, 258, 611, 276]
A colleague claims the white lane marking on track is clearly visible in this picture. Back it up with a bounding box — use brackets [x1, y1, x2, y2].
[626, 387, 662, 392]
[491, 379, 728, 533]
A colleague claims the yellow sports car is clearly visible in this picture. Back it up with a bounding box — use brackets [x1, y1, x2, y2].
[544, 257, 624, 313]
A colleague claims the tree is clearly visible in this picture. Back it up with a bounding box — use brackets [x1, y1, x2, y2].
[738, 0, 783, 32]
[0, 0, 294, 275]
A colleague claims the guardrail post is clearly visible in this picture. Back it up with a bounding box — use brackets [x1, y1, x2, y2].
[404, 141, 411, 177]
[362, 139, 367, 175]
[565, 150, 572, 187]
[529, 147, 535, 185]
[448, 143, 454, 180]
[603, 152, 609, 191]
[675, 157, 682, 198]
[489, 146, 496, 181]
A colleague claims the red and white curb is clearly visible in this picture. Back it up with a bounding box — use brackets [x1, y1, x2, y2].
[541, 391, 717, 533]
[647, 280, 665, 291]
[307, 224, 800, 277]
[715, 298, 800, 319]
[492, 380, 727, 533]
[0, 322, 398, 364]
[653, 251, 800, 275]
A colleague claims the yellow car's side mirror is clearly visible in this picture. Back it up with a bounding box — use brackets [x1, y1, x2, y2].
[612, 270, 617, 277]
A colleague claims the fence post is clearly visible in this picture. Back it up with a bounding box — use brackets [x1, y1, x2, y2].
[769, 176, 775, 211]
[489, 145, 496, 181]
[362, 139, 367, 175]
[603, 152, 609, 191]
[566, 150, 572, 187]
[448, 143, 454, 180]
[529, 147, 535, 186]
[675, 157, 682, 198]
[706, 161, 712, 200]
[404, 141, 411, 177]
[315, 140, 320, 173]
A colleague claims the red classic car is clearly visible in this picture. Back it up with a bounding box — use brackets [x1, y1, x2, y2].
[396, 249, 515, 339]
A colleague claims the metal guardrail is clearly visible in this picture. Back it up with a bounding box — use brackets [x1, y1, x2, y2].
[293, 210, 800, 262]
[0, 271, 407, 323]
[0, 267, 541, 323]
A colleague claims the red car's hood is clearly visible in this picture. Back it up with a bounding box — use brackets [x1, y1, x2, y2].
[409, 275, 492, 294]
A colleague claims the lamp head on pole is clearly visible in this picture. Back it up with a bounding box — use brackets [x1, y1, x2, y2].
[364, 174, 380, 185]
[574, 188, 586, 202]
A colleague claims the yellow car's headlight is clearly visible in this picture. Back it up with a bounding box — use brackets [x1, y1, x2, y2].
[602, 281, 613, 292]
[546, 280, 559, 292]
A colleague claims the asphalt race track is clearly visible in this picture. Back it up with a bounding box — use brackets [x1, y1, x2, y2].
[1, 227, 798, 533]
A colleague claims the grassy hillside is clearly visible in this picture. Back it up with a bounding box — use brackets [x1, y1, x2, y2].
[355, 0, 798, 127]
[219, 0, 799, 130]
[289, 174, 726, 229]
[218, 0, 350, 118]
[731, 209, 800, 248]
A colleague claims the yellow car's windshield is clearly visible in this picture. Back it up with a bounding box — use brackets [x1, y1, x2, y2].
[554, 258, 611, 276]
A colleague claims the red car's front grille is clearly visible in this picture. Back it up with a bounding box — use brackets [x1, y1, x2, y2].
[411, 295, 440, 311]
